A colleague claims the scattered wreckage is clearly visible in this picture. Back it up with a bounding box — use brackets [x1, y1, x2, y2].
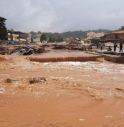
[0, 44, 45, 55]
[53, 42, 92, 51]
[11, 45, 45, 55]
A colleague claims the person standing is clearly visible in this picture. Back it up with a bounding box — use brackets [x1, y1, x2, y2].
[114, 42, 117, 52]
[119, 42, 123, 52]
[100, 43, 104, 51]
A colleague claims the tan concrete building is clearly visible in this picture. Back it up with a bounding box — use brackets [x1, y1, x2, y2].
[102, 30, 124, 40]
[8, 31, 29, 42]
[87, 32, 105, 40]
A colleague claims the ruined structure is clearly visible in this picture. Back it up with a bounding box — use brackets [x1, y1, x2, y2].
[8, 31, 29, 42]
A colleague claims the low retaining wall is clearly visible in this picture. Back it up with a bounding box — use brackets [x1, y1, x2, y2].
[29, 56, 102, 62]
[0, 56, 7, 62]
[104, 55, 124, 64]
[28, 54, 124, 64]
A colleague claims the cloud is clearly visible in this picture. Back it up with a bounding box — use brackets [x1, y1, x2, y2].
[0, 0, 56, 32]
[0, 0, 124, 32]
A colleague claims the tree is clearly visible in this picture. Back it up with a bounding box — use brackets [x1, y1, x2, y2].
[37, 31, 41, 34]
[40, 33, 47, 43]
[48, 37, 56, 42]
[56, 37, 64, 42]
[0, 17, 7, 40]
[31, 38, 34, 43]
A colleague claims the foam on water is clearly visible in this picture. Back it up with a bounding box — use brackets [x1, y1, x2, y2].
[0, 87, 6, 94]
[43, 62, 124, 74]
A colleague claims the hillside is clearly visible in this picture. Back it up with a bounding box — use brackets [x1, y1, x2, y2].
[30, 29, 112, 42]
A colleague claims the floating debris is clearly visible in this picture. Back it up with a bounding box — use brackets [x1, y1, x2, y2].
[5, 78, 20, 85]
[29, 77, 46, 84]
[0, 87, 6, 94]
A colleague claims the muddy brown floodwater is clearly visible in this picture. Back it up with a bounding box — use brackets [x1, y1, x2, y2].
[0, 53, 124, 127]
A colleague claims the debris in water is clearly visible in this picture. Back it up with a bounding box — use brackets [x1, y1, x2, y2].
[0, 87, 6, 94]
[115, 88, 124, 92]
[5, 78, 20, 85]
[29, 77, 46, 84]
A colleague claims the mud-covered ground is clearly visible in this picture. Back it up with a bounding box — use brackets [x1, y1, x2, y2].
[0, 54, 124, 127]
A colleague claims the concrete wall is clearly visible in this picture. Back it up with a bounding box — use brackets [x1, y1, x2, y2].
[29, 56, 101, 63]
[104, 55, 124, 63]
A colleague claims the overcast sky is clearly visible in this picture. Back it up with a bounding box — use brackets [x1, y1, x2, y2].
[0, 0, 124, 32]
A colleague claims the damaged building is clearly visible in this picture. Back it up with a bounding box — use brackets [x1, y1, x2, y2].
[8, 31, 29, 43]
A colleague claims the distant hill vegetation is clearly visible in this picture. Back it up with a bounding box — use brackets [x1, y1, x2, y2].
[30, 29, 112, 42]
[63, 29, 111, 39]
[43, 29, 111, 39]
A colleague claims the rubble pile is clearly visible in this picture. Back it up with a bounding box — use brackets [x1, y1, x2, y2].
[53, 42, 91, 51]
[0, 44, 45, 55]
[0, 47, 8, 55]
[29, 77, 46, 84]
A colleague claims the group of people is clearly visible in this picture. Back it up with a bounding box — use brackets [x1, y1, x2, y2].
[96, 42, 105, 50]
[98, 42, 123, 52]
[96, 41, 123, 52]
[113, 42, 123, 52]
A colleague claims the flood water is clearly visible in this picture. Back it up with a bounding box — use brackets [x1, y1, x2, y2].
[0, 55, 124, 127]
